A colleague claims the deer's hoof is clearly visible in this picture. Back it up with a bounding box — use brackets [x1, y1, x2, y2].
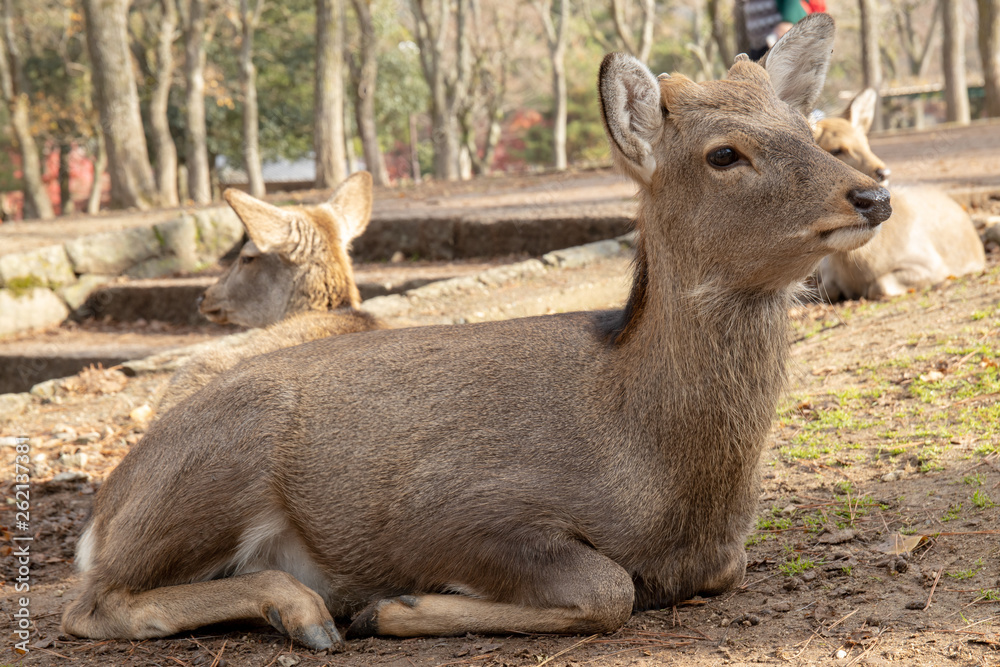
[346, 595, 419, 639]
[264, 604, 343, 651]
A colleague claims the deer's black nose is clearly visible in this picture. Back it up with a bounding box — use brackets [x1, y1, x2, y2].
[848, 187, 891, 225]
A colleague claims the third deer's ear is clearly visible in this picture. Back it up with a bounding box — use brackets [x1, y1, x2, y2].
[763, 13, 836, 115]
[224, 189, 297, 253]
[845, 88, 878, 134]
[598, 52, 663, 185]
[327, 171, 373, 241]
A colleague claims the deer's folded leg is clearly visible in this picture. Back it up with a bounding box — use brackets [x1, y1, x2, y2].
[62, 570, 342, 651]
[347, 545, 634, 638]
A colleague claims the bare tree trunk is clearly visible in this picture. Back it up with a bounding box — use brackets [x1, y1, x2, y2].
[858, 0, 883, 130]
[408, 112, 422, 183]
[978, 0, 1000, 117]
[734, 0, 749, 55]
[82, 0, 157, 210]
[150, 0, 179, 206]
[239, 0, 265, 197]
[58, 142, 74, 215]
[349, 0, 389, 185]
[179, 0, 212, 203]
[942, 0, 970, 124]
[87, 128, 107, 214]
[0, 0, 54, 219]
[412, 0, 463, 181]
[536, 0, 569, 170]
[611, 0, 654, 63]
[707, 0, 733, 67]
[315, 0, 347, 188]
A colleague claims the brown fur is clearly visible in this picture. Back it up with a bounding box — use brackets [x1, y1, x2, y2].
[814, 90, 986, 300]
[157, 173, 383, 412]
[63, 15, 890, 650]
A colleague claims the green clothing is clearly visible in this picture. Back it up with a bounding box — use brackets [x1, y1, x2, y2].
[776, 0, 807, 23]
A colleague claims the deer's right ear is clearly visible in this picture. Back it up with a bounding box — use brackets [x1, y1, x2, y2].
[223, 189, 297, 253]
[845, 88, 877, 134]
[599, 52, 662, 185]
[763, 13, 835, 115]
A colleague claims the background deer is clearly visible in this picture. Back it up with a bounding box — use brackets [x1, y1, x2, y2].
[814, 89, 985, 301]
[158, 172, 384, 411]
[63, 15, 890, 650]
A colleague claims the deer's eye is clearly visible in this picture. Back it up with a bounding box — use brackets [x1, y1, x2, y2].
[240, 254, 256, 265]
[830, 147, 844, 155]
[707, 147, 741, 168]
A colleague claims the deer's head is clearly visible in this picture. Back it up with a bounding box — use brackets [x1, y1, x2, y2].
[201, 172, 373, 328]
[599, 14, 891, 293]
[813, 88, 890, 185]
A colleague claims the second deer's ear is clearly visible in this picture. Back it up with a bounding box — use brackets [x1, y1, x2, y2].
[845, 88, 877, 134]
[764, 13, 835, 115]
[327, 171, 374, 241]
[223, 189, 297, 253]
[598, 52, 663, 185]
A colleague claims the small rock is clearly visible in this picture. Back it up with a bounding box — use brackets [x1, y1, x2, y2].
[772, 601, 792, 612]
[76, 431, 101, 444]
[390, 251, 405, 263]
[802, 570, 818, 582]
[277, 655, 300, 667]
[781, 504, 797, 516]
[985, 222, 1000, 245]
[130, 404, 154, 424]
[818, 529, 856, 544]
[904, 601, 925, 610]
[59, 452, 88, 469]
[52, 471, 90, 483]
[836, 649, 848, 659]
[881, 470, 906, 482]
[783, 577, 801, 591]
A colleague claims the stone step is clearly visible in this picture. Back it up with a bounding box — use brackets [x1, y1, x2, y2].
[70, 261, 510, 325]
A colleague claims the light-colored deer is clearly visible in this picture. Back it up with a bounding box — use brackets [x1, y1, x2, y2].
[158, 172, 384, 411]
[814, 89, 985, 300]
[63, 15, 889, 649]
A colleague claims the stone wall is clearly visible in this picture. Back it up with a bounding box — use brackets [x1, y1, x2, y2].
[0, 207, 243, 337]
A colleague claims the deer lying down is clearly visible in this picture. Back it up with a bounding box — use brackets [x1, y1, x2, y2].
[63, 14, 890, 649]
[158, 172, 384, 412]
[814, 89, 985, 301]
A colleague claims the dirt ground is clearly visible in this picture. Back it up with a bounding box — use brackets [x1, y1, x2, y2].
[3, 173, 1000, 664]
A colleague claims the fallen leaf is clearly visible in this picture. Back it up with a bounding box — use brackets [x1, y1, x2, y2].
[875, 533, 927, 555]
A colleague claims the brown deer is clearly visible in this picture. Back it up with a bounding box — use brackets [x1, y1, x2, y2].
[813, 89, 985, 300]
[63, 14, 889, 649]
[157, 173, 384, 411]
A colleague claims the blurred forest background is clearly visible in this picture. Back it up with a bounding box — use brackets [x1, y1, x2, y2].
[0, 0, 997, 220]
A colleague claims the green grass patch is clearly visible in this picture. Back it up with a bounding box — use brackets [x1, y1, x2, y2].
[971, 489, 996, 509]
[941, 503, 963, 522]
[779, 554, 817, 576]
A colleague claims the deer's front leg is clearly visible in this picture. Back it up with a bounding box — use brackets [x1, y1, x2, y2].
[63, 570, 342, 651]
[346, 546, 634, 638]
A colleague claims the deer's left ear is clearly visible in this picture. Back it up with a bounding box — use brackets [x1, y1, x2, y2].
[326, 171, 373, 245]
[763, 13, 835, 115]
[598, 52, 663, 185]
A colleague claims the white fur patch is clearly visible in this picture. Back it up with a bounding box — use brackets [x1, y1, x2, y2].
[229, 505, 331, 603]
[75, 524, 96, 572]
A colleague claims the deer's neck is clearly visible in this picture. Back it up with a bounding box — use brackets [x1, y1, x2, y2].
[609, 237, 791, 470]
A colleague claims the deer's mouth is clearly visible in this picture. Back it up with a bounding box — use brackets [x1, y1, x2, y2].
[200, 306, 229, 325]
[818, 219, 882, 252]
